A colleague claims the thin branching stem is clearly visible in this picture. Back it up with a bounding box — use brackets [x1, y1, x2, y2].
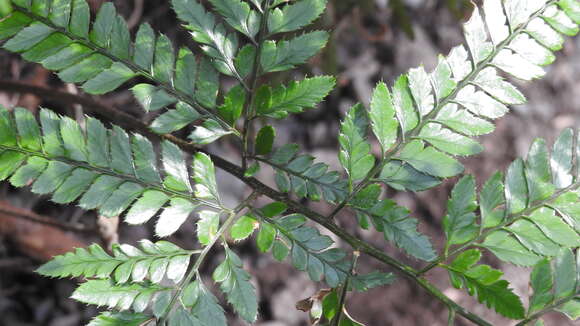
[331, 251, 360, 326]
[448, 306, 456, 326]
[241, 0, 273, 170]
[515, 293, 579, 326]
[156, 211, 236, 325]
[157, 192, 258, 325]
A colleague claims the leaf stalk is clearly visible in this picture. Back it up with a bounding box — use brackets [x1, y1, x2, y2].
[241, 0, 273, 170]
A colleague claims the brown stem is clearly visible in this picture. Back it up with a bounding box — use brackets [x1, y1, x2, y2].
[241, 0, 273, 170]
[0, 201, 89, 233]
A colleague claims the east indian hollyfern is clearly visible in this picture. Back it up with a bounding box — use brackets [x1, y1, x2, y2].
[0, 0, 578, 325]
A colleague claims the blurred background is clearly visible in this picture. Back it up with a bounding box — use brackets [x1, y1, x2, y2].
[0, 0, 578, 325]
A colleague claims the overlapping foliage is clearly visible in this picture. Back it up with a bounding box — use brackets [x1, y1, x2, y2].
[256, 144, 348, 202]
[0, 106, 220, 237]
[0, 0, 578, 325]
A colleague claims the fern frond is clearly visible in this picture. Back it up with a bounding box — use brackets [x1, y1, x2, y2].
[1, 0, 236, 140]
[351, 194, 437, 261]
[268, 0, 327, 35]
[260, 30, 329, 73]
[181, 280, 227, 326]
[231, 201, 390, 292]
[255, 76, 336, 119]
[443, 175, 479, 248]
[473, 130, 580, 267]
[87, 312, 151, 326]
[166, 306, 202, 325]
[527, 249, 579, 322]
[171, 0, 242, 79]
[71, 279, 167, 311]
[256, 143, 348, 203]
[213, 249, 258, 323]
[378, 160, 441, 192]
[0, 106, 222, 237]
[339, 104, 375, 187]
[253, 204, 351, 287]
[446, 249, 525, 319]
[207, 0, 260, 40]
[357, 0, 580, 193]
[425, 129, 580, 274]
[37, 240, 194, 284]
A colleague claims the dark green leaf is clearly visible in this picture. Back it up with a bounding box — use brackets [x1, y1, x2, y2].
[153, 34, 175, 84]
[370, 200, 436, 261]
[218, 85, 244, 125]
[209, 0, 259, 38]
[258, 76, 335, 118]
[379, 161, 441, 192]
[443, 175, 479, 246]
[268, 0, 327, 34]
[272, 239, 290, 261]
[260, 202, 287, 217]
[132, 84, 177, 112]
[447, 249, 525, 319]
[58, 54, 112, 83]
[529, 258, 554, 314]
[260, 31, 328, 73]
[215, 250, 258, 323]
[255, 125, 275, 156]
[82, 62, 135, 95]
[257, 223, 276, 253]
[507, 218, 561, 256]
[4, 22, 54, 52]
[151, 102, 201, 134]
[0, 12, 32, 41]
[89, 3, 115, 47]
[133, 23, 155, 70]
[530, 208, 580, 247]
